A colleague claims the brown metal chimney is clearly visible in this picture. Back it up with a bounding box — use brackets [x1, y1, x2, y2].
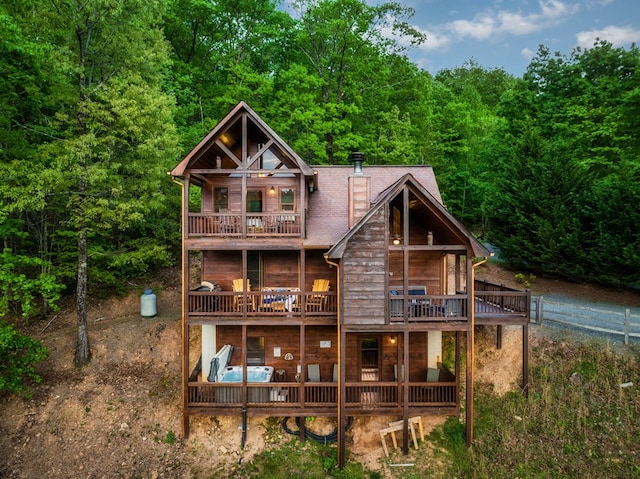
[348, 152, 370, 228]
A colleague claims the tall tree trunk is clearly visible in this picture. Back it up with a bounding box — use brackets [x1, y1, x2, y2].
[74, 23, 91, 366]
[75, 220, 91, 365]
[74, 135, 91, 365]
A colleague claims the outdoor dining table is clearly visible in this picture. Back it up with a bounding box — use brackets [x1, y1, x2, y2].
[261, 287, 299, 312]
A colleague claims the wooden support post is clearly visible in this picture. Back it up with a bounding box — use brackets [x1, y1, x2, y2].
[523, 322, 529, 397]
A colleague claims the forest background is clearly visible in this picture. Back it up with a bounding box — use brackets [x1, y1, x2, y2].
[2, 0, 639, 331]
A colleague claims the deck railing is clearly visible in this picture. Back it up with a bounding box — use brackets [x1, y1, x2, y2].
[187, 290, 337, 318]
[389, 280, 530, 323]
[389, 292, 468, 322]
[474, 280, 530, 316]
[186, 380, 457, 410]
[187, 212, 301, 237]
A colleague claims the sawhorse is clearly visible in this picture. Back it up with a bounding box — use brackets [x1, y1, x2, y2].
[380, 416, 422, 456]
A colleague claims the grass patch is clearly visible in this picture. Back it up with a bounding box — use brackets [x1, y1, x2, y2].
[432, 335, 640, 478]
[214, 334, 640, 478]
[233, 438, 373, 478]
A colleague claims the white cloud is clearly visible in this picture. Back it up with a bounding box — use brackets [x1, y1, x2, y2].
[450, 16, 496, 40]
[576, 25, 640, 48]
[416, 0, 580, 52]
[500, 0, 578, 34]
[422, 29, 454, 50]
[521, 47, 536, 60]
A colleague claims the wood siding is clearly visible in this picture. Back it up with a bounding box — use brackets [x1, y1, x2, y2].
[202, 251, 241, 291]
[209, 326, 436, 384]
[341, 208, 387, 324]
[203, 177, 301, 214]
[216, 325, 338, 382]
[388, 250, 443, 295]
[200, 250, 335, 293]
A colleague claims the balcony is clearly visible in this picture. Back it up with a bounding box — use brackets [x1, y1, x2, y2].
[187, 212, 301, 238]
[388, 280, 530, 324]
[187, 289, 337, 318]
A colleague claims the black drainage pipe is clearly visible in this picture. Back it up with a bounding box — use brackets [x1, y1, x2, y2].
[241, 407, 247, 448]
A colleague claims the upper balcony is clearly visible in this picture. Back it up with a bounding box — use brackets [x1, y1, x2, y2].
[188, 211, 301, 238]
[171, 103, 317, 242]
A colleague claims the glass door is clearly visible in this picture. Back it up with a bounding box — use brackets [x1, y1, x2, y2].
[359, 336, 380, 381]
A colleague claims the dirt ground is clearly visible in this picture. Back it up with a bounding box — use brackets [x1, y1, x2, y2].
[2, 264, 639, 478]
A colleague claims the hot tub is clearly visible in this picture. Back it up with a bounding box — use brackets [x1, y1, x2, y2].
[216, 366, 274, 403]
[219, 365, 274, 383]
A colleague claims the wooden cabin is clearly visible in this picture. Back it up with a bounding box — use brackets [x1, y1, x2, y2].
[170, 101, 531, 466]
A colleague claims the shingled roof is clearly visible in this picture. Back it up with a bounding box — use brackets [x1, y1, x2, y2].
[305, 165, 442, 248]
[323, 171, 490, 259]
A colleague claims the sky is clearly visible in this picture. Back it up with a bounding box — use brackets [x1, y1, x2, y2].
[372, 0, 640, 76]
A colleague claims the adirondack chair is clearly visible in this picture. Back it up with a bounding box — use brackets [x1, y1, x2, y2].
[306, 279, 330, 312]
[232, 278, 253, 311]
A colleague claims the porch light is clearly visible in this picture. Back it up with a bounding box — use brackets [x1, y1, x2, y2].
[269, 185, 276, 196]
[389, 335, 397, 344]
[392, 235, 401, 245]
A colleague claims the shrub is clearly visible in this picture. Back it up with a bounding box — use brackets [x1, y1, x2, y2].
[0, 322, 48, 395]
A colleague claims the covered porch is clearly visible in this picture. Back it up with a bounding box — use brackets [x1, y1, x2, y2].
[185, 325, 462, 417]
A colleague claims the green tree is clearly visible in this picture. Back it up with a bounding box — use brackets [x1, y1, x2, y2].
[3, 0, 181, 364]
[286, 0, 426, 163]
[430, 62, 515, 228]
[486, 41, 640, 285]
[163, 0, 295, 144]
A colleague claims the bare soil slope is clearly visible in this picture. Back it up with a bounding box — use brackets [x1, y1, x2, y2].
[2, 264, 639, 478]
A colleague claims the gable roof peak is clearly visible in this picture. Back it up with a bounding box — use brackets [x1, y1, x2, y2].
[170, 101, 314, 178]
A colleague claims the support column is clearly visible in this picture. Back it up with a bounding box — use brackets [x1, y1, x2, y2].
[181, 177, 190, 438]
[402, 331, 409, 454]
[428, 331, 442, 368]
[202, 325, 217, 380]
[523, 323, 529, 397]
[338, 326, 346, 468]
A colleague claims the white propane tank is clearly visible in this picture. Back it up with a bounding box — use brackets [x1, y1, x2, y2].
[140, 289, 157, 317]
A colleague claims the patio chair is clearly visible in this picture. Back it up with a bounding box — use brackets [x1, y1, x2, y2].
[420, 367, 441, 401]
[306, 279, 330, 312]
[232, 278, 254, 311]
[216, 208, 237, 234]
[307, 364, 321, 382]
[426, 367, 440, 382]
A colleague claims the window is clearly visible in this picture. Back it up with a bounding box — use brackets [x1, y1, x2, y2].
[214, 187, 228, 212]
[247, 336, 265, 366]
[391, 205, 401, 237]
[280, 188, 295, 211]
[247, 252, 262, 289]
[260, 147, 280, 171]
[246, 190, 263, 212]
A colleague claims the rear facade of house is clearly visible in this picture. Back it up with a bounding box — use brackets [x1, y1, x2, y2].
[170, 101, 531, 465]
